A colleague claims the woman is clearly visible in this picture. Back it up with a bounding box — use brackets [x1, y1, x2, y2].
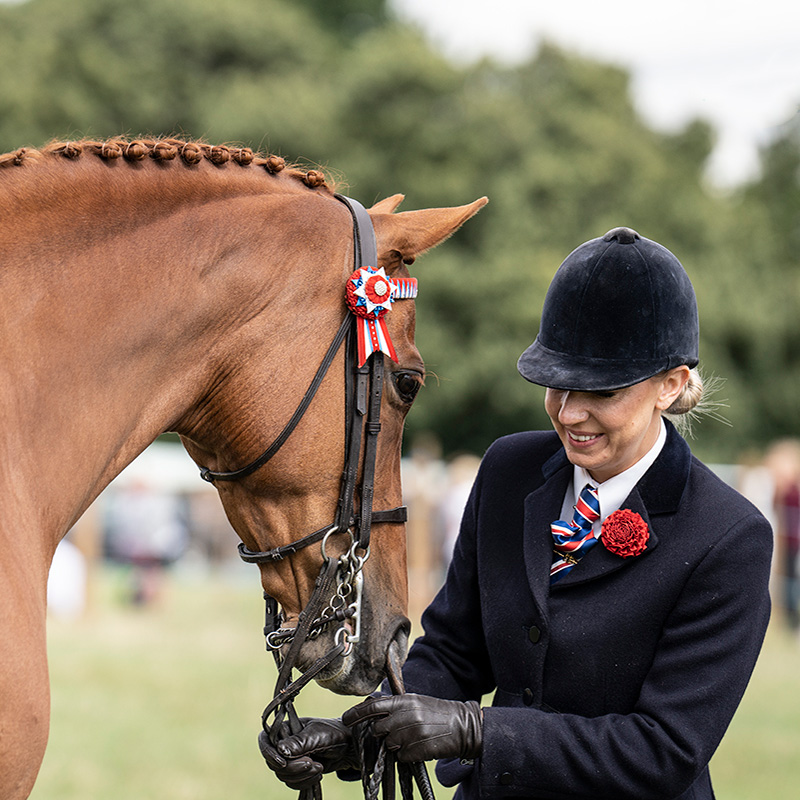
[264, 227, 773, 800]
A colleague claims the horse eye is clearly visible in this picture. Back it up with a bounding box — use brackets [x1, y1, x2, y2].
[393, 371, 422, 404]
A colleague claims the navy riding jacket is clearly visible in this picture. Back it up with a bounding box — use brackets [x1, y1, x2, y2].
[402, 422, 772, 800]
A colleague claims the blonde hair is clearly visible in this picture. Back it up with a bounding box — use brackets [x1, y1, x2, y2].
[663, 367, 728, 437]
[666, 367, 704, 415]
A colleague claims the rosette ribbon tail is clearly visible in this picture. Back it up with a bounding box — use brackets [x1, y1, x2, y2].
[356, 315, 398, 367]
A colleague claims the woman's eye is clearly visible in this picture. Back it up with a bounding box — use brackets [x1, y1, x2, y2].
[393, 371, 422, 404]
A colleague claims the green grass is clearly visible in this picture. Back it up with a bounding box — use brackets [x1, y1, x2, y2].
[710, 622, 800, 797]
[32, 566, 800, 799]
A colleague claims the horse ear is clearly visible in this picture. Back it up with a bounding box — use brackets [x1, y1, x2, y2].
[373, 197, 488, 269]
[369, 194, 405, 214]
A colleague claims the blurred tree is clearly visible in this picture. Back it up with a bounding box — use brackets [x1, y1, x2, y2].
[704, 116, 800, 451]
[0, 0, 327, 150]
[298, 0, 389, 38]
[745, 116, 800, 264]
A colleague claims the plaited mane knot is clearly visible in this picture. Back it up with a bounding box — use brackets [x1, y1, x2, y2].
[264, 154, 285, 174]
[180, 142, 203, 165]
[100, 140, 123, 160]
[53, 142, 82, 159]
[124, 140, 148, 161]
[208, 145, 230, 165]
[151, 140, 178, 161]
[304, 170, 325, 188]
[232, 147, 254, 166]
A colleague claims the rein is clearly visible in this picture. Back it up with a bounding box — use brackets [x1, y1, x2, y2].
[197, 195, 433, 800]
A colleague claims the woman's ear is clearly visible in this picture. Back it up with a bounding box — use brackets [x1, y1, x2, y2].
[656, 366, 691, 411]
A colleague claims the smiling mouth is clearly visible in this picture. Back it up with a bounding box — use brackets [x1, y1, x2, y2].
[568, 432, 601, 443]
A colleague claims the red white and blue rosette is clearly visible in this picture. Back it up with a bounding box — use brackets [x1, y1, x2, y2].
[345, 267, 418, 366]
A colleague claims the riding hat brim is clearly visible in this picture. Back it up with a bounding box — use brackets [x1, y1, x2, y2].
[517, 338, 691, 392]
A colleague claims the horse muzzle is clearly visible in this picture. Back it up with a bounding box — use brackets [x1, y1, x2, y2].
[309, 600, 410, 696]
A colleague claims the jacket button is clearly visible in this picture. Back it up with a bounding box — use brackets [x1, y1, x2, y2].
[522, 688, 534, 706]
[500, 772, 514, 786]
[528, 625, 541, 643]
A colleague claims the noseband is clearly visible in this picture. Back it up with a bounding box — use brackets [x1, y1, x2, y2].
[197, 196, 427, 797]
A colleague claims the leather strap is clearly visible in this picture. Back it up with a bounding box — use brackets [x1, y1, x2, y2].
[237, 507, 407, 564]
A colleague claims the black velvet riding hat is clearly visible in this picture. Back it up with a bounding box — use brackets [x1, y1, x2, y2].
[517, 227, 699, 391]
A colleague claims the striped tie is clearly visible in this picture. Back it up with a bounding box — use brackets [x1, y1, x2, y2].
[550, 484, 601, 583]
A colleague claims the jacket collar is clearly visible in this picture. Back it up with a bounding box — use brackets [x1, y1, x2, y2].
[634, 419, 692, 514]
[527, 420, 692, 594]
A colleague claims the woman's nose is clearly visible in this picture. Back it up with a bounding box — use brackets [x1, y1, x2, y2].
[558, 391, 589, 424]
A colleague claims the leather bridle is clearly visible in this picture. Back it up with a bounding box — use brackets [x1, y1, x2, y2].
[196, 195, 430, 799]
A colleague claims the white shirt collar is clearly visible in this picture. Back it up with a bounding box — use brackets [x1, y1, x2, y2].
[561, 418, 667, 532]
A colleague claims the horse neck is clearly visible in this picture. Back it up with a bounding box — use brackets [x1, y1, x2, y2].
[0, 160, 347, 551]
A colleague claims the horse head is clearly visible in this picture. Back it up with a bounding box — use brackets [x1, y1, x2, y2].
[179, 190, 487, 695]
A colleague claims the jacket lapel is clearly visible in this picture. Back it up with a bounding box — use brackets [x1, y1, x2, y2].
[522, 449, 571, 615]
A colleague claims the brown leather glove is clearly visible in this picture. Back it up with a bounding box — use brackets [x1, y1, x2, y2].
[342, 694, 483, 763]
[259, 717, 360, 791]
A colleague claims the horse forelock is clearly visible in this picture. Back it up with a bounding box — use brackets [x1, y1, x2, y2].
[0, 136, 335, 193]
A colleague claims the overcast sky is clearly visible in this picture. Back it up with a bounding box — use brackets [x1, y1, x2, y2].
[393, 0, 800, 188]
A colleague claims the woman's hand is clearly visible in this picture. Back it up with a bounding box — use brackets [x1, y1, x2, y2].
[342, 694, 483, 763]
[259, 717, 359, 790]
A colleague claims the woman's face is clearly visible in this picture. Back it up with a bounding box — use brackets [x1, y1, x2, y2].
[544, 368, 689, 483]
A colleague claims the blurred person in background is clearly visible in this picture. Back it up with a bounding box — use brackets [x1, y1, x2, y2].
[436, 454, 481, 566]
[262, 228, 772, 800]
[46, 535, 87, 619]
[766, 439, 800, 632]
[105, 480, 188, 605]
[778, 480, 800, 631]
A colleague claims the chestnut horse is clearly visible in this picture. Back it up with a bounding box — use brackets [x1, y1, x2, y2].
[0, 138, 486, 800]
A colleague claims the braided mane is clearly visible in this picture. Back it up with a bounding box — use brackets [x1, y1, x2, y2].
[0, 136, 332, 190]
